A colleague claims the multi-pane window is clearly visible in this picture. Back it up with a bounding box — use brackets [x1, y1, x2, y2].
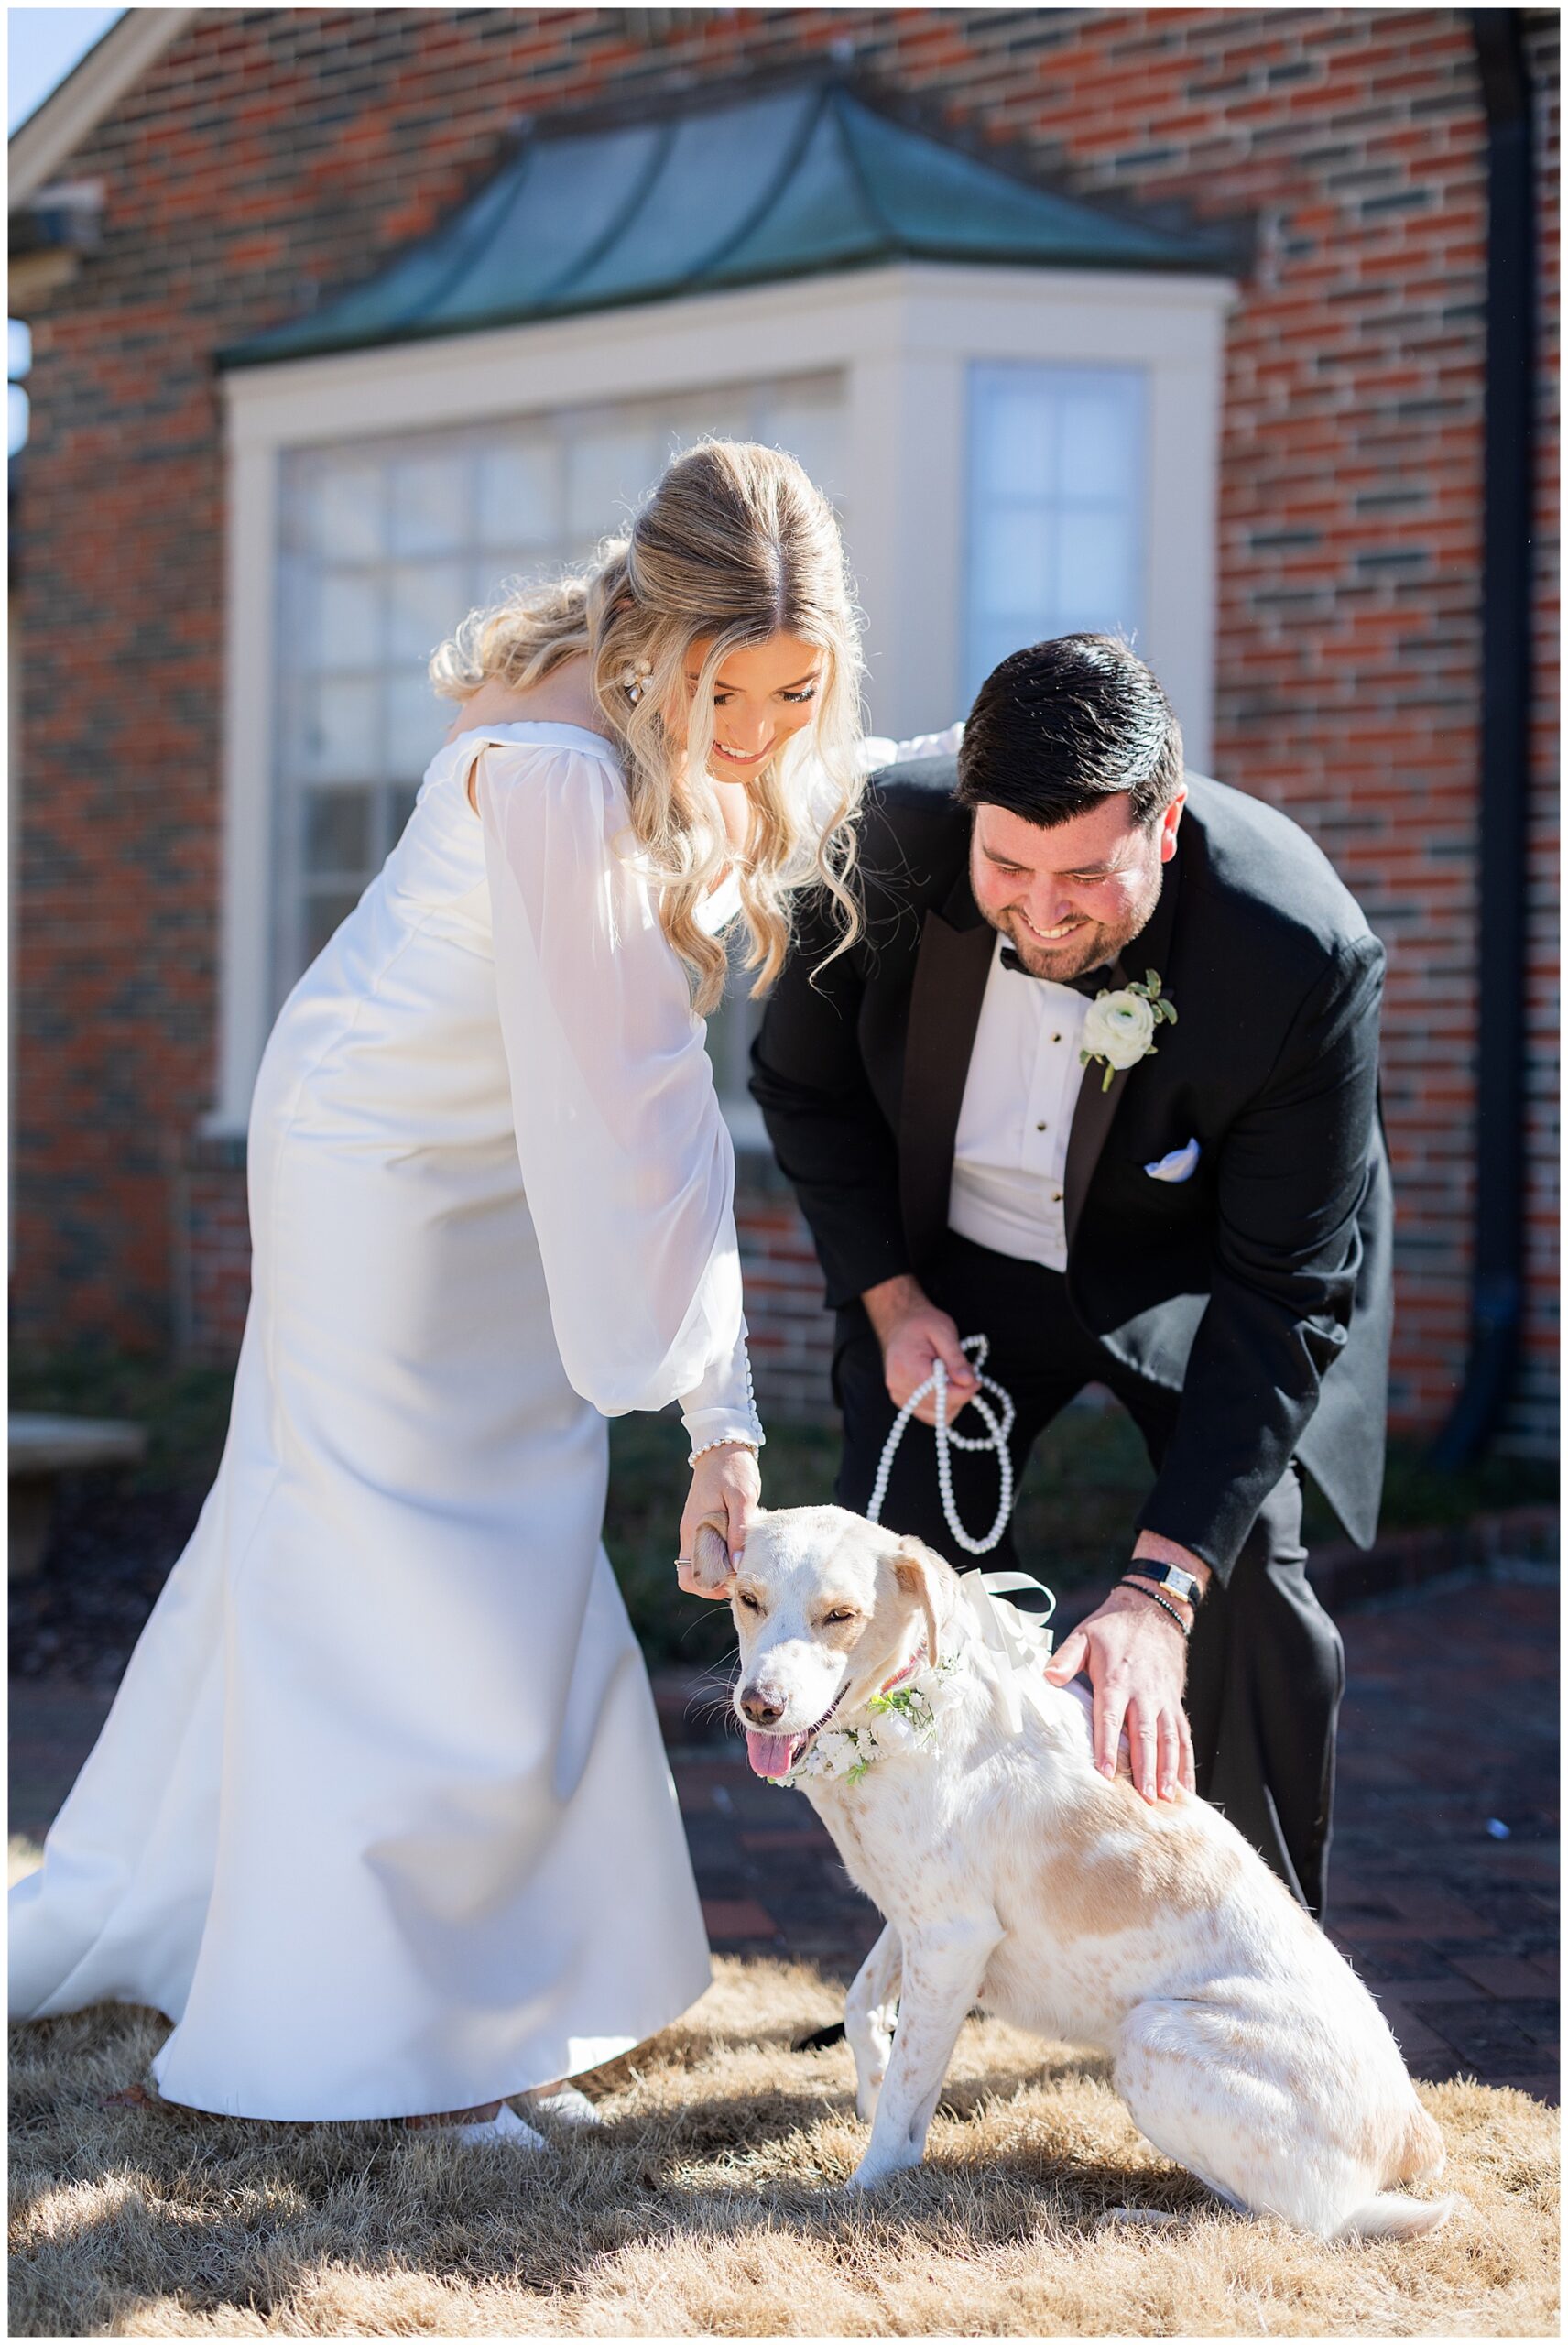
[964, 362, 1147, 704]
[273, 376, 847, 1101]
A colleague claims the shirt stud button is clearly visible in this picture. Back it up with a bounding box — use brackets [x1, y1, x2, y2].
[1052, 1033, 1062, 1043]
[1036, 1121, 1047, 1131]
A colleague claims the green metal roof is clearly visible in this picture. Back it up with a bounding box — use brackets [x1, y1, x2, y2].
[222, 82, 1229, 368]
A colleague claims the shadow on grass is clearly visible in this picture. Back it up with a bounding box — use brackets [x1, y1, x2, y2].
[8, 2028, 1188, 2339]
[10, 1975, 1556, 2340]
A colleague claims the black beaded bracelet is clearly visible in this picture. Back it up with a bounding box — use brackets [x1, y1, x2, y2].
[1121, 1577, 1192, 1636]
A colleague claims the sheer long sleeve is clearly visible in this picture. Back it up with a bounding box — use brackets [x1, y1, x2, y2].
[473, 735, 763, 1450]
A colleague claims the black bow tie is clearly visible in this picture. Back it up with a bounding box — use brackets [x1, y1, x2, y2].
[999, 944, 1114, 999]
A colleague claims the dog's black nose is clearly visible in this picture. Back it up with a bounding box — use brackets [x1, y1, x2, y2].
[739, 1687, 782, 1728]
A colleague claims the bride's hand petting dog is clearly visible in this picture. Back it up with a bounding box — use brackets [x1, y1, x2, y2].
[697, 1505, 1449, 2242]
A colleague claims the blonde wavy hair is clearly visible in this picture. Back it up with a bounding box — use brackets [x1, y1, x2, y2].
[430, 438, 866, 1016]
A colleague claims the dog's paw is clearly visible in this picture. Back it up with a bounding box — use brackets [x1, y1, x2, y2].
[845, 2152, 917, 2195]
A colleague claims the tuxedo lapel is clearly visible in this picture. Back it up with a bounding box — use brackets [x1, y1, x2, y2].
[1063, 844, 1183, 1252]
[898, 880, 994, 1271]
[1063, 1030, 1128, 1251]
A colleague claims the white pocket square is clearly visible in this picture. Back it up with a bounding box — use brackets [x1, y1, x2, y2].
[1145, 1137, 1201, 1183]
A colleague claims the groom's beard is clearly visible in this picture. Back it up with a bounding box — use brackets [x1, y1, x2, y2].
[981, 861, 1166, 983]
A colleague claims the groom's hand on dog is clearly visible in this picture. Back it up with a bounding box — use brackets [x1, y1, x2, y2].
[863, 1274, 980, 1427]
[1044, 1587, 1196, 1805]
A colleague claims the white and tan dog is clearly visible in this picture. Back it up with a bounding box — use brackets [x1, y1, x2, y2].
[695, 1504, 1449, 2241]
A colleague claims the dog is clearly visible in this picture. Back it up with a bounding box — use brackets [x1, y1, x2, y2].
[691, 1504, 1450, 2241]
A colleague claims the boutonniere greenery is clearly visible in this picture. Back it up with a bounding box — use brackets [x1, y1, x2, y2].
[1080, 969, 1177, 1093]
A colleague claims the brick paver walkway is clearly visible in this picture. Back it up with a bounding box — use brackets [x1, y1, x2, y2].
[11, 1569, 1556, 2101]
[1323, 1575, 1557, 2100]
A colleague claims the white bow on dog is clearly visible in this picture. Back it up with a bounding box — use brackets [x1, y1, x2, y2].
[958, 1571, 1056, 1736]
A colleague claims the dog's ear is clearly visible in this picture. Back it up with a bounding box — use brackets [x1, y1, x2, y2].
[688, 1517, 735, 1596]
[892, 1537, 942, 1670]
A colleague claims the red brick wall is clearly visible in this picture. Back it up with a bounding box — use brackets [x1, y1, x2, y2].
[168, 1134, 252, 1365]
[12, 7, 1558, 1453]
[733, 1184, 840, 1420]
[1521, 11, 1560, 1454]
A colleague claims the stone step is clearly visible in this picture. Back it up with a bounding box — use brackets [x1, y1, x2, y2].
[9, 1414, 147, 1578]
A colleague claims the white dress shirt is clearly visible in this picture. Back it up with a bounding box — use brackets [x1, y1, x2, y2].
[948, 933, 1093, 1272]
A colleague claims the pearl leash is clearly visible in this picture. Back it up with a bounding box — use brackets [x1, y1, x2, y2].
[865, 1333, 1017, 1557]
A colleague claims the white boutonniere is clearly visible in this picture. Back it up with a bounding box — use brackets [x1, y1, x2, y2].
[1080, 969, 1177, 1093]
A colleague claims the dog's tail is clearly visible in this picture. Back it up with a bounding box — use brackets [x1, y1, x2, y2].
[1389, 2097, 1446, 2187]
[1333, 2190, 1455, 2243]
[1327, 2095, 1451, 2241]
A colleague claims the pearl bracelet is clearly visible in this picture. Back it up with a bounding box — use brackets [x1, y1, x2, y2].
[687, 1435, 760, 1467]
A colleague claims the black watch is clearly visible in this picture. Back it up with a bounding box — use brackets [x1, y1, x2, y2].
[1126, 1558, 1203, 1608]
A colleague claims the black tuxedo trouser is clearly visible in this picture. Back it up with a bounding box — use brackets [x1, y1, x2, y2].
[831, 1232, 1345, 1923]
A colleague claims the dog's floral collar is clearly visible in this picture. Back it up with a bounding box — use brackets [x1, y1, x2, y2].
[1080, 968, 1177, 1094]
[768, 1655, 964, 1789]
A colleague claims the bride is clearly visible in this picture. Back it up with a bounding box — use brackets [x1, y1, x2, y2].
[10, 439, 929, 2135]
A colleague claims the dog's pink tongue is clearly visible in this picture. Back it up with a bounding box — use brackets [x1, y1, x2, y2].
[746, 1730, 795, 1779]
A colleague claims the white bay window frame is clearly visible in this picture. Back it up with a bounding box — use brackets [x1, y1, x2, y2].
[215, 259, 1233, 1135]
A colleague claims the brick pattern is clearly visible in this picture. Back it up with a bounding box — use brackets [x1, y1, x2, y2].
[736, 1189, 839, 1420]
[1517, 11, 1560, 1456]
[170, 1134, 252, 1368]
[1323, 1576, 1558, 2100]
[11, 7, 1557, 1451]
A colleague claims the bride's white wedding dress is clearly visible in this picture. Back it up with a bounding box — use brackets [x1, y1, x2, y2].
[8, 721, 765, 2121]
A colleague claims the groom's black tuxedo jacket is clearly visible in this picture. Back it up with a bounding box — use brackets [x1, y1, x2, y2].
[750, 759, 1393, 1580]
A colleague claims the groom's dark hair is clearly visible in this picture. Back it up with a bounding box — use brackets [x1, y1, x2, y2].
[956, 634, 1184, 830]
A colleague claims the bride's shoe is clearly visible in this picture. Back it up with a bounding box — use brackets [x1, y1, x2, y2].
[522, 2082, 603, 2128]
[401, 2100, 546, 2147]
[450, 2103, 547, 2148]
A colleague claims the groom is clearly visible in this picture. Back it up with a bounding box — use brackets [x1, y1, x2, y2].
[751, 635, 1391, 1920]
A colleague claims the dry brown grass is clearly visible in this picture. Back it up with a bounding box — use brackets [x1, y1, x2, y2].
[9, 1916, 1557, 2341]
